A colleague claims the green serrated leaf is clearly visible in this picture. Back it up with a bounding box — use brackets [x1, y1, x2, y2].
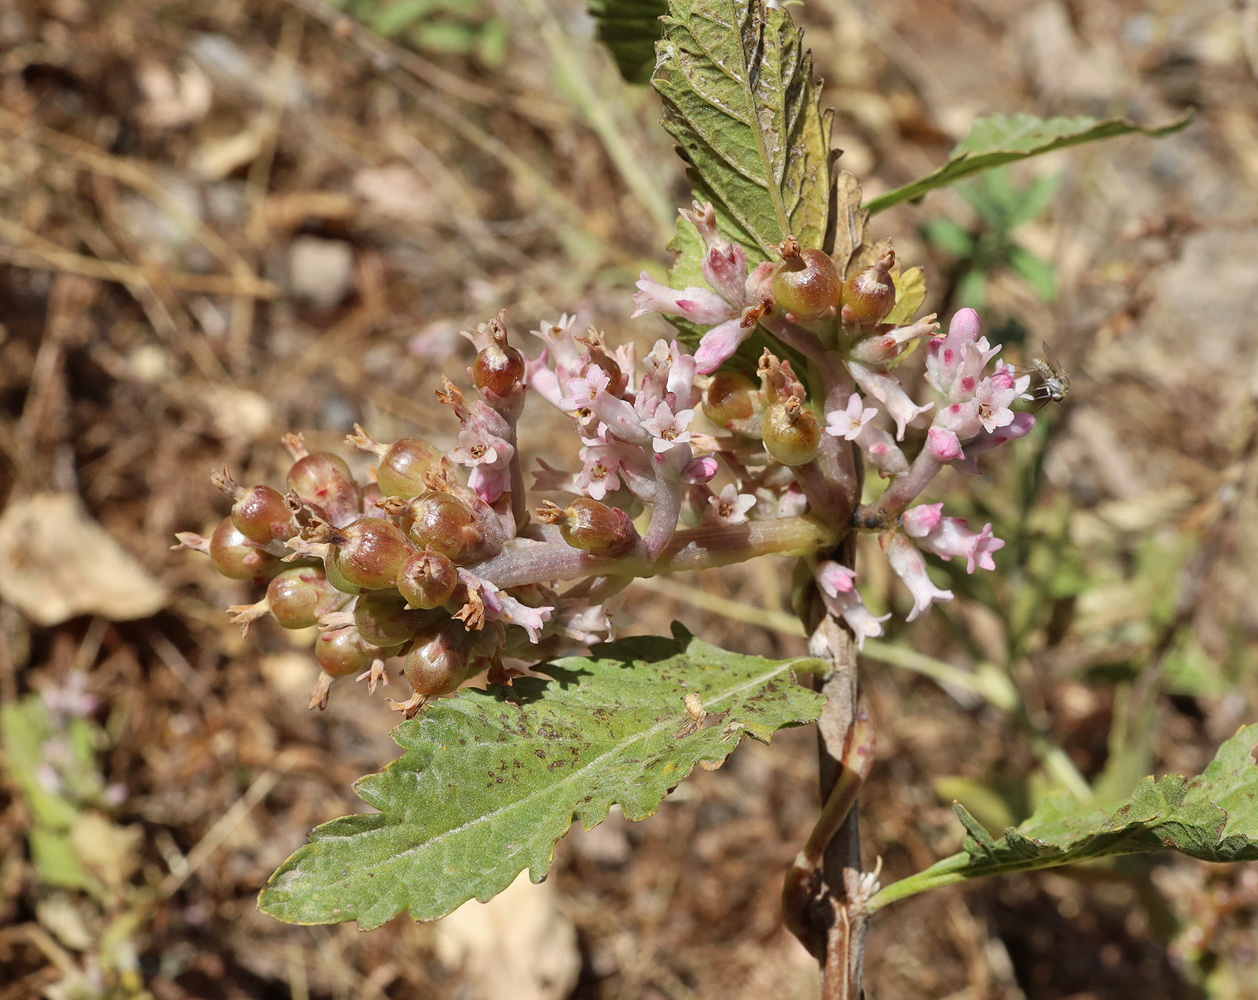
[866, 111, 1193, 215]
[259, 625, 824, 929]
[870, 723, 1258, 912]
[653, 0, 832, 263]
[589, 0, 667, 84]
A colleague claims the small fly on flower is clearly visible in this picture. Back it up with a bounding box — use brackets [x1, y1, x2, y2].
[1009, 342, 1070, 407]
[1030, 342, 1070, 404]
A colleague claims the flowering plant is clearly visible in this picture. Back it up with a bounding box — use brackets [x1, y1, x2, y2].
[179, 1, 1251, 995]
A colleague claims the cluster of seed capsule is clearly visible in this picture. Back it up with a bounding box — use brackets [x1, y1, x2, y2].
[178, 435, 501, 715]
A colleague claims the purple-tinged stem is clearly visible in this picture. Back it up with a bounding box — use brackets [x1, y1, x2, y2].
[468, 515, 837, 590]
[860, 443, 943, 525]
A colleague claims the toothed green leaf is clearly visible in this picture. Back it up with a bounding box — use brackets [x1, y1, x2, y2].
[259, 626, 824, 929]
[871, 724, 1258, 912]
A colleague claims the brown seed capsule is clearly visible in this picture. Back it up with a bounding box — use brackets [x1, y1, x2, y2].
[703, 371, 758, 429]
[537, 498, 638, 556]
[472, 341, 526, 399]
[315, 626, 398, 678]
[209, 518, 282, 580]
[397, 550, 459, 610]
[266, 566, 349, 629]
[287, 452, 362, 525]
[397, 491, 481, 559]
[771, 238, 841, 321]
[402, 626, 471, 698]
[353, 590, 438, 648]
[326, 517, 415, 590]
[762, 398, 821, 467]
[842, 245, 897, 326]
[375, 438, 443, 499]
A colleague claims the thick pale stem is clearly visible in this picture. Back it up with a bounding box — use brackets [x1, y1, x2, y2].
[467, 515, 837, 589]
[643, 474, 683, 558]
[813, 616, 870, 1000]
[507, 426, 528, 532]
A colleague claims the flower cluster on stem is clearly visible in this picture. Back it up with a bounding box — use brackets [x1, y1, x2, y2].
[182, 203, 1042, 713]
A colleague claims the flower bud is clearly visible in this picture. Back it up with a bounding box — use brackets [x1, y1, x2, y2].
[209, 518, 282, 580]
[397, 550, 459, 610]
[762, 398, 821, 466]
[375, 437, 443, 499]
[770, 237, 840, 321]
[842, 245, 897, 327]
[287, 452, 362, 525]
[537, 498, 638, 556]
[266, 566, 349, 629]
[325, 517, 415, 590]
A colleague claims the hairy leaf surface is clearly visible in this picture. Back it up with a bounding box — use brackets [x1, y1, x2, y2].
[259, 625, 824, 928]
[654, 0, 832, 263]
[589, 0, 667, 83]
[865, 111, 1192, 215]
[870, 724, 1258, 911]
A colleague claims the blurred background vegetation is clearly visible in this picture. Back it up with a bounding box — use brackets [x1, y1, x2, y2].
[1, 0, 1256, 998]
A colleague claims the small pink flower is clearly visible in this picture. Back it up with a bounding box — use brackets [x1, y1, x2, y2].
[575, 442, 624, 500]
[882, 532, 953, 622]
[905, 511, 1005, 573]
[558, 367, 611, 412]
[682, 455, 719, 484]
[849, 361, 934, 440]
[706, 484, 756, 525]
[826, 393, 879, 441]
[974, 373, 1018, 433]
[631, 273, 733, 325]
[641, 400, 695, 453]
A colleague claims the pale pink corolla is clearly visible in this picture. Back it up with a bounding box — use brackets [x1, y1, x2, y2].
[632, 273, 733, 326]
[904, 511, 1004, 574]
[859, 424, 911, 478]
[974, 371, 1019, 433]
[557, 366, 611, 412]
[882, 532, 954, 622]
[575, 442, 624, 500]
[706, 484, 756, 526]
[826, 393, 879, 441]
[815, 562, 888, 649]
[849, 361, 934, 440]
[640, 400, 695, 454]
[693, 319, 747, 375]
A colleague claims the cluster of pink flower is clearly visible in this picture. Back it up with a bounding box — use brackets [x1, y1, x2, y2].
[184, 200, 1041, 712]
[628, 201, 1037, 648]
